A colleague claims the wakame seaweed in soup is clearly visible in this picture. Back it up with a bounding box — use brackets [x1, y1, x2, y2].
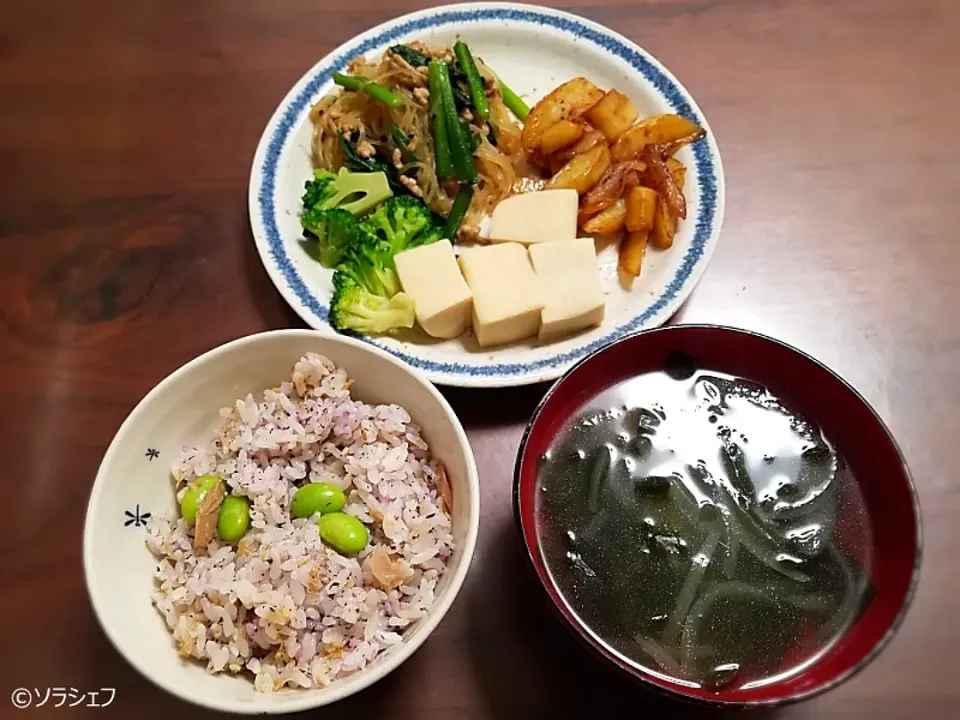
[534, 361, 873, 692]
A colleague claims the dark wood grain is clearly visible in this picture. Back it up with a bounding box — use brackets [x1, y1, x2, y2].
[2, 0, 958, 717]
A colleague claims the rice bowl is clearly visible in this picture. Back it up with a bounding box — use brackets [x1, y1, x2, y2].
[84, 331, 479, 713]
[149, 353, 454, 692]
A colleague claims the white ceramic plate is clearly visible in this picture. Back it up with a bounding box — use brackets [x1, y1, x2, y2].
[83, 331, 480, 714]
[249, 2, 724, 388]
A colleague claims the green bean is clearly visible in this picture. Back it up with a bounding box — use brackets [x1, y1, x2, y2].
[427, 61, 454, 180]
[180, 475, 221, 525]
[442, 184, 473, 241]
[317, 512, 369, 555]
[432, 59, 477, 183]
[453, 41, 490, 121]
[217, 495, 250, 543]
[498, 78, 529, 120]
[332, 72, 404, 108]
[291, 482, 345, 518]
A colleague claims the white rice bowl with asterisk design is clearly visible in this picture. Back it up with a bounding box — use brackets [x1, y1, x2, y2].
[83, 330, 479, 713]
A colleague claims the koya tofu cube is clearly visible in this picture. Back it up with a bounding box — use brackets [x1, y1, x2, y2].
[394, 239, 473, 339]
[528, 237, 605, 343]
[458, 243, 544, 348]
[488, 189, 578, 245]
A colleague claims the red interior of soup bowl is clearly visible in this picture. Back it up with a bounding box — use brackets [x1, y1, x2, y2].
[514, 325, 921, 707]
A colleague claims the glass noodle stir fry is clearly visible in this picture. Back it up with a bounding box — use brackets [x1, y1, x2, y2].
[302, 40, 707, 337]
[310, 41, 530, 242]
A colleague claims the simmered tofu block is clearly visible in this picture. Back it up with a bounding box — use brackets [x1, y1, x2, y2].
[528, 237, 605, 343]
[394, 240, 473, 339]
[458, 243, 544, 348]
[488, 189, 578, 245]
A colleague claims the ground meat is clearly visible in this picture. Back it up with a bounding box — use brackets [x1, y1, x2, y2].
[399, 175, 424, 198]
[408, 134, 420, 152]
[407, 43, 453, 62]
[461, 108, 474, 122]
[387, 51, 427, 84]
[413, 87, 430, 105]
[392, 148, 402, 168]
[356, 140, 375, 159]
[347, 55, 366, 74]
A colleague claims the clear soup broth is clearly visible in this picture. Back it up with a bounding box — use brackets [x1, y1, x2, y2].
[535, 356, 873, 692]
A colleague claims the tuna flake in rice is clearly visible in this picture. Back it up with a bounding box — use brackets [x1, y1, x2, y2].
[146, 353, 455, 692]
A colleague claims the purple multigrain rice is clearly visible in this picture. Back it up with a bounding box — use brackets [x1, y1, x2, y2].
[146, 353, 454, 691]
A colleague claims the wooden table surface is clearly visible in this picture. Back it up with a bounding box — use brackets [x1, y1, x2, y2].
[2, 0, 958, 717]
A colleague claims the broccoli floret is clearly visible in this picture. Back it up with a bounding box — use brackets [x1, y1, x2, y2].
[302, 168, 337, 209]
[301, 167, 392, 222]
[324, 168, 393, 214]
[337, 229, 401, 298]
[301, 208, 359, 268]
[329, 272, 414, 334]
[360, 195, 443, 256]
[307, 179, 444, 338]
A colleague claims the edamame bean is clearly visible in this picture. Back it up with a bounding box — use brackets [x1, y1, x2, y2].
[217, 495, 250, 543]
[180, 474, 221, 525]
[317, 512, 368, 555]
[291, 483, 346, 518]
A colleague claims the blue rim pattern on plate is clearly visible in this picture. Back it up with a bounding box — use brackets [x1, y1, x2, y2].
[256, 6, 719, 379]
